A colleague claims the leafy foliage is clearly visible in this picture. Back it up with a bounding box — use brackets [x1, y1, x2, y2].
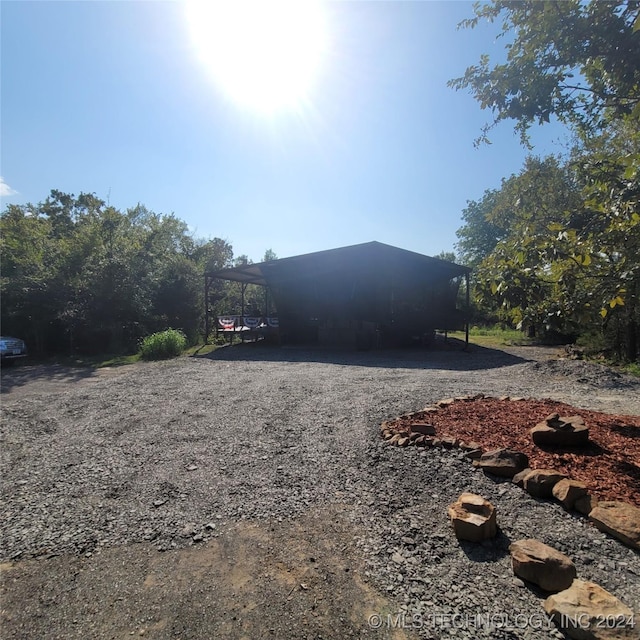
[449, 0, 640, 146]
[456, 190, 507, 269]
[139, 329, 187, 360]
[452, 1, 640, 361]
[457, 148, 639, 359]
[1, 191, 234, 355]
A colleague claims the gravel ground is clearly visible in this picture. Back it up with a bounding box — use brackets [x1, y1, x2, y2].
[1, 342, 639, 639]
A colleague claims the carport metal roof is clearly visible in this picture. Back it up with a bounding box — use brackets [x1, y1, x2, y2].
[206, 241, 470, 286]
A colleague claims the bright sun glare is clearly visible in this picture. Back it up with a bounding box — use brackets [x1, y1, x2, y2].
[186, 0, 328, 113]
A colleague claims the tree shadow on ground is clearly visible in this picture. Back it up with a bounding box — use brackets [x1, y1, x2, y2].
[196, 338, 530, 372]
[1, 363, 100, 395]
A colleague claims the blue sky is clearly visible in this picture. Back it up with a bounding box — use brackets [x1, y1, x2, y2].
[1, 1, 568, 263]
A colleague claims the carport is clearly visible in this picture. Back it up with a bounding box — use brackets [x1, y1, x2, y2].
[205, 241, 470, 349]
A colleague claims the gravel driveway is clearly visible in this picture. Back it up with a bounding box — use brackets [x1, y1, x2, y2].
[1, 342, 639, 639]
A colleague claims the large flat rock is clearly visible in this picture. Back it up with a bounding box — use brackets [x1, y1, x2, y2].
[589, 501, 640, 550]
[544, 579, 638, 639]
[509, 538, 576, 592]
[531, 414, 590, 447]
[474, 448, 529, 478]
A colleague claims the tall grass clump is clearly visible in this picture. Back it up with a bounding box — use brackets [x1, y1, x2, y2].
[625, 362, 640, 378]
[466, 324, 533, 345]
[139, 329, 187, 360]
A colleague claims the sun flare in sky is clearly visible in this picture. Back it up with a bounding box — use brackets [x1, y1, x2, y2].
[185, 0, 328, 114]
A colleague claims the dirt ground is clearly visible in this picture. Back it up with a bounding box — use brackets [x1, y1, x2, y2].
[1, 504, 408, 640]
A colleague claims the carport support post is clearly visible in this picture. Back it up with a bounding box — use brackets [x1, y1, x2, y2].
[465, 272, 470, 350]
[204, 275, 211, 344]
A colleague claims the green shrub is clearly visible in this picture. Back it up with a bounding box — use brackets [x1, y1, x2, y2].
[139, 329, 187, 360]
[575, 331, 609, 356]
[624, 362, 640, 377]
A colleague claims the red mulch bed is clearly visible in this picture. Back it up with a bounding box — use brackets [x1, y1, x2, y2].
[387, 398, 640, 508]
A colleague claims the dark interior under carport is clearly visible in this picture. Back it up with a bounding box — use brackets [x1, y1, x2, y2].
[205, 241, 470, 349]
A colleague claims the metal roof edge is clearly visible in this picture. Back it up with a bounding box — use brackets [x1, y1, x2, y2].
[205, 241, 470, 280]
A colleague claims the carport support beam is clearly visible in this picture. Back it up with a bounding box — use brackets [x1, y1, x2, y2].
[204, 275, 211, 344]
[465, 272, 470, 350]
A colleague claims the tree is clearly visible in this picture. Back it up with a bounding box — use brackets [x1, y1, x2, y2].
[262, 248, 278, 262]
[434, 250, 457, 263]
[456, 190, 508, 268]
[569, 120, 640, 358]
[195, 237, 234, 274]
[460, 157, 584, 334]
[1, 191, 236, 355]
[449, 1, 640, 145]
[0, 203, 59, 353]
[451, 0, 640, 359]
[457, 148, 640, 357]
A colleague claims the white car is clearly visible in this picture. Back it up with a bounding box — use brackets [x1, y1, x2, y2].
[0, 336, 28, 364]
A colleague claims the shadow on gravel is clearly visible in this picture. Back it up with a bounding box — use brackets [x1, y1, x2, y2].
[459, 531, 512, 562]
[0, 363, 99, 394]
[197, 339, 529, 371]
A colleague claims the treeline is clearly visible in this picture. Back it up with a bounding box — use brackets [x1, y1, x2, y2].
[0, 190, 245, 356]
[451, 0, 640, 362]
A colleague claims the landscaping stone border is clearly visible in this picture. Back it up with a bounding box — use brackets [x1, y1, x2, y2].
[381, 395, 640, 639]
[380, 394, 638, 550]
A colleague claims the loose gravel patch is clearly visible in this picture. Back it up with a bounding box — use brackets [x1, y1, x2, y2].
[1, 342, 639, 639]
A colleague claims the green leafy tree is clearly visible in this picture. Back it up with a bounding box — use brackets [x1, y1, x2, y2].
[451, 0, 640, 359]
[1, 203, 57, 352]
[569, 121, 640, 358]
[195, 237, 234, 274]
[434, 250, 457, 263]
[1, 191, 235, 355]
[463, 157, 585, 335]
[458, 148, 639, 356]
[456, 190, 508, 269]
[449, 0, 640, 146]
[262, 248, 278, 262]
